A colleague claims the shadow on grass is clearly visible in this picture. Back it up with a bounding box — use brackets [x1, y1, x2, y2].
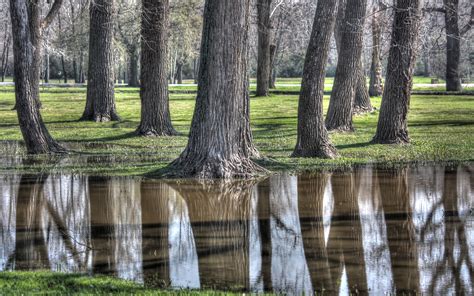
[336, 142, 373, 150]
[408, 120, 474, 127]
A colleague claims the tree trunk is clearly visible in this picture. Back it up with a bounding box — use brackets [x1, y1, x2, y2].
[58, 11, 67, 84]
[167, 0, 264, 179]
[372, 0, 423, 144]
[44, 52, 50, 83]
[369, 0, 384, 97]
[291, 0, 338, 158]
[256, 0, 271, 97]
[444, 0, 462, 91]
[175, 61, 183, 84]
[193, 57, 199, 84]
[9, 0, 65, 154]
[1, 33, 11, 82]
[269, 43, 276, 89]
[128, 47, 139, 87]
[325, 0, 368, 132]
[137, 0, 177, 137]
[78, 52, 85, 83]
[81, 0, 120, 122]
[353, 61, 374, 114]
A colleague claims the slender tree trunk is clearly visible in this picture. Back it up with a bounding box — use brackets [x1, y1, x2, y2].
[444, 0, 462, 91]
[325, 0, 368, 132]
[369, 1, 384, 97]
[175, 61, 183, 84]
[128, 47, 139, 87]
[58, 11, 67, 83]
[193, 57, 199, 84]
[1, 35, 10, 82]
[44, 52, 50, 83]
[353, 61, 374, 113]
[256, 0, 271, 97]
[9, 0, 65, 154]
[81, 0, 120, 122]
[137, 0, 177, 137]
[269, 43, 276, 89]
[291, 0, 338, 158]
[372, 0, 423, 144]
[78, 52, 84, 83]
[168, 0, 264, 179]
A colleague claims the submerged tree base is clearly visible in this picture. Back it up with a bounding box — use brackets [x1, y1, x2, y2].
[80, 112, 121, 123]
[135, 126, 178, 137]
[163, 155, 268, 179]
[291, 144, 337, 159]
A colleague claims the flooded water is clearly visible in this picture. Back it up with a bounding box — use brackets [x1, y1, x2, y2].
[1, 165, 473, 295]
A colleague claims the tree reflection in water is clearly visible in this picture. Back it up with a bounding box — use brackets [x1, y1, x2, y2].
[0, 165, 472, 295]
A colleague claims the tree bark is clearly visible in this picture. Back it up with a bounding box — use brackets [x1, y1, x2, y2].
[369, 1, 384, 97]
[256, 0, 272, 97]
[9, 0, 65, 154]
[291, 0, 338, 158]
[167, 0, 264, 179]
[44, 52, 50, 83]
[372, 0, 423, 144]
[353, 61, 374, 114]
[325, 0, 368, 132]
[136, 0, 177, 137]
[1, 34, 10, 83]
[81, 0, 120, 122]
[175, 61, 183, 84]
[444, 0, 462, 91]
[269, 43, 276, 89]
[128, 47, 139, 87]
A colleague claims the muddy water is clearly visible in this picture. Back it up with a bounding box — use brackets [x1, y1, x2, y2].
[0, 165, 473, 295]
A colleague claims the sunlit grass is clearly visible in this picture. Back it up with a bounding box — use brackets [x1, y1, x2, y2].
[0, 83, 472, 175]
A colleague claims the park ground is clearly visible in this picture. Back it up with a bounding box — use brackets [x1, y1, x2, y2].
[0, 271, 243, 295]
[0, 77, 472, 176]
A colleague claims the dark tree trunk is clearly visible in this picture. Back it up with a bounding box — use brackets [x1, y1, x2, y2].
[372, 0, 423, 144]
[175, 61, 183, 84]
[128, 47, 139, 87]
[137, 0, 177, 137]
[9, 0, 65, 154]
[444, 0, 462, 91]
[353, 61, 374, 114]
[325, 0, 368, 132]
[1, 31, 11, 83]
[369, 1, 384, 97]
[291, 0, 338, 158]
[81, 0, 120, 122]
[269, 43, 276, 89]
[193, 57, 199, 84]
[58, 11, 67, 83]
[78, 53, 85, 83]
[167, 0, 264, 179]
[256, 0, 271, 97]
[44, 53, 50, 83]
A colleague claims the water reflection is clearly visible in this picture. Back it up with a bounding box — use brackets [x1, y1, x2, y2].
[0, 165, 473, 295]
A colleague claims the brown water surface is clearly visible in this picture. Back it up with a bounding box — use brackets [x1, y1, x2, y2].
[1, 165, 473, 295]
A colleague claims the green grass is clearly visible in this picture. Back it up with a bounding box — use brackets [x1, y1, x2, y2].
[0, 271, 240, 295]
[0, 83, 472, 176]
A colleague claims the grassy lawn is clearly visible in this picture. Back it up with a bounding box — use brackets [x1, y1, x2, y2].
[0, 84, 472, 176]
[0, 271, 238, 295]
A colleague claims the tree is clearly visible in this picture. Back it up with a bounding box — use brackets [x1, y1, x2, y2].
[291, 0, 338, 158]
[372, 0, 424, 144]
[256, 0, 272, 96]
[443, 0, 462, 91]
[9, 0, 66, 154]
[369, 0, 384, 97]
[136, 0, 177, 136]
[325, 0, 368, 132]
[167, 0, 264, 178]
[81, 0, 120, 122]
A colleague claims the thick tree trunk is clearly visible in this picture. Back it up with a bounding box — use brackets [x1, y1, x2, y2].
[9, 0, 65, 154]
[291, 0, 338, 158]
[369, 1, 384, 97]
[137, 0, 177, 137]
[168, 0, 264, 179]
[325, 0, 368, 132]
[353, 61, 374, 114]
[256, 0, 271, 97]
[372, 0, 423, 144]
[444, 0, 462, 91]
[175, 61, 183, 84]
[128, 47, 139, 87]
[81, 0, 120, 122]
